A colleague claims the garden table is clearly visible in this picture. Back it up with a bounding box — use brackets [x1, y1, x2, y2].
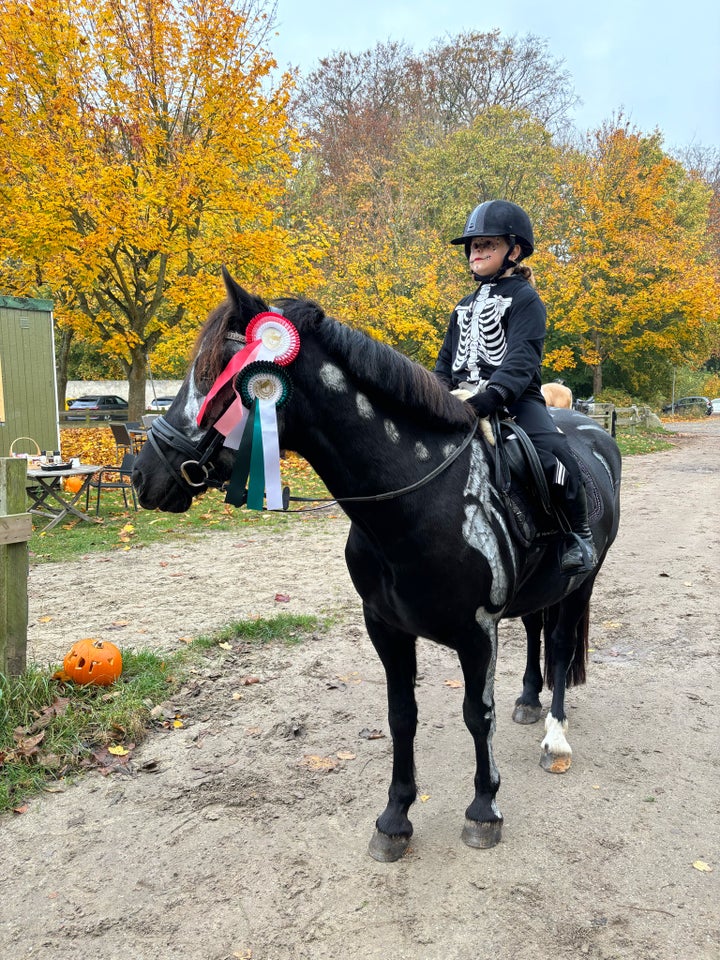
[25, 465, 102, 531]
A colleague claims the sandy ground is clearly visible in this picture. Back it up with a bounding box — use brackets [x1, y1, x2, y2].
[1, 422, 718, 960]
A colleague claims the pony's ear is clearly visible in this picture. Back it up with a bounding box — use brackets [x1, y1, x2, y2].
[221, 266, 264, 330]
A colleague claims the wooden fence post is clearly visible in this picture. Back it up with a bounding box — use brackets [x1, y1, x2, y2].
[0, 457, 31, 676]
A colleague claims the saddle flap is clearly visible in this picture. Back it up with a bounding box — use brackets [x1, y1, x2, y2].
[491, 415, 553, 516]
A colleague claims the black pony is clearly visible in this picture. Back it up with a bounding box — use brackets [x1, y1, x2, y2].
[133, 270, 622, 861]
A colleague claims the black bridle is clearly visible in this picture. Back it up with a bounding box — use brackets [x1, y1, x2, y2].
[147, 414, 227, 492]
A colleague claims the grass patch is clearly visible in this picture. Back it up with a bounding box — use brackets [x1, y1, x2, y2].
[198, 613, 326, 647]
[0, 613, 324, 815]
[614, 425, 675, 456]
[28, 454, 338, 564]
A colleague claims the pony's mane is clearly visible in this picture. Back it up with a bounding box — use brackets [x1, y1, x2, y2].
[190, 290, 474, 432]
[278, 298, 475, 432]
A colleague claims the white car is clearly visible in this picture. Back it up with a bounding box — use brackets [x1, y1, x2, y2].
[711, 398, 720, 415]
[147, 396, 176, 410]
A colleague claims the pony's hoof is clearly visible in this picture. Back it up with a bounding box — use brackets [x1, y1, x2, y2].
[461, 818, 502, 849]
[540, 751, 572, 774]
[368, 829, 411, 862]
[512, 702, 542, 724]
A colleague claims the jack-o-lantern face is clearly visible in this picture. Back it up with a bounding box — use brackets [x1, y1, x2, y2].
[63, 638, 123, 686]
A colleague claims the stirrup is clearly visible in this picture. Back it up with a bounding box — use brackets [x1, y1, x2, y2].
[560, 533, 597, 574]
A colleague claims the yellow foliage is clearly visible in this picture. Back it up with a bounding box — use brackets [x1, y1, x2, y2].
[0, 0, 324, 387]
[537, 123, 720, 388]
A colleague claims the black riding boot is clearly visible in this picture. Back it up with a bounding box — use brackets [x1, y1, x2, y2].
[559, 483, 597, 574]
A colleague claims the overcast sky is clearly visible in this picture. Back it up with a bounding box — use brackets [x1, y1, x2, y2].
[270, 0, 720, 151]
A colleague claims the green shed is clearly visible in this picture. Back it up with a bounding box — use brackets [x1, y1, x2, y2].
[0, 295, 59, 458]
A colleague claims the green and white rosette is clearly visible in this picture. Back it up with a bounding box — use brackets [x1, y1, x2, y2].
[224, 361, 293, 511]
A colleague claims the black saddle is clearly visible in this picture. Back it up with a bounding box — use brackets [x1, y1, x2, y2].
[485, 414, 562, 548]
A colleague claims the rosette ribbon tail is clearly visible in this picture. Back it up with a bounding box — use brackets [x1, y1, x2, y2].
[224, 401, 256, 507]
[223, 396, 285, 511]
[258, 397, 284, 509]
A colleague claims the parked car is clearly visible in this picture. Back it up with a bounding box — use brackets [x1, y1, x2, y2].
[66, 394, 129, 420]
[711, 398, 720, 415]
[147, 396, 177, 410]
[661, 396, 712, 416]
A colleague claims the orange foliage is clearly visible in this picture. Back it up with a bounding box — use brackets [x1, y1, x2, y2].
[0, 0, 325, 412]
[60, 428, 116, 466]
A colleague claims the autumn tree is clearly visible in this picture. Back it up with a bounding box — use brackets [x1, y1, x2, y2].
[289, 107, 558, 366]
[0, 0, 325, 415]
[288, 33, 568, 362]
[415, 29, 578, 136]
[537, 122, 720, 398]
[292, 33, 576, 223]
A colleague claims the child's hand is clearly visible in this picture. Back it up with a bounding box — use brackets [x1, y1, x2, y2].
[466, 386, 504, 418]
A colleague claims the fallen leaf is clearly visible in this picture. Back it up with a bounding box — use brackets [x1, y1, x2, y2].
[274, 593, 291, 603]
[359, 727, 385, 740]
[38, 616, 52, 623]
[419, 794, 431, 802]
[239, 675, 260, 686]
[13, 730, 45, 757]
[26, 697, 70, 732]
[13, 804, 29, 815]
[692, 860, 713, 872]
[173, 718, 184, 728]
[108, 744, 129, 756]
[444, 679, 464, 688]
[299, 754, 338, 772]
[218, 641, 233, 651]
[337, 750, 356, 760]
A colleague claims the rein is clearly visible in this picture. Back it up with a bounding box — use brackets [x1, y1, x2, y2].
[328, 422, 477, 505]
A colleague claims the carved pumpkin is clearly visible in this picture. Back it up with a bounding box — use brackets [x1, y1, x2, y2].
[63, 475, 84, 494]
[63, 638, 123, 686]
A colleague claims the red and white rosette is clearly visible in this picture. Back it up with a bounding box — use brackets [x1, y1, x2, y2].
[246, 312, 300, 366]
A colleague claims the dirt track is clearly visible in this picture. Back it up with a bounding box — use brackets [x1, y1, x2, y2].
[1, 423, 718, 960]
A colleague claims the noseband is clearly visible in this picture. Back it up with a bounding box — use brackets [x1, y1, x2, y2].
[147, 414, 226, 492]
[145, 331, 249, 494]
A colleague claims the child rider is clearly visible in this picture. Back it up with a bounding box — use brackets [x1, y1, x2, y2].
[434, 199, 596, 574]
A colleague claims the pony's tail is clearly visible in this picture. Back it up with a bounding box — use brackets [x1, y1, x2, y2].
[543, 603, 590, 689]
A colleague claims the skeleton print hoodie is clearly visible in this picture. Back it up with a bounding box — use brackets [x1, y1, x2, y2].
[433, 274, 546, 405]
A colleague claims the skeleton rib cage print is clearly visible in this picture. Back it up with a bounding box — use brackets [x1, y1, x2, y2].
[452, 286, 512, 381]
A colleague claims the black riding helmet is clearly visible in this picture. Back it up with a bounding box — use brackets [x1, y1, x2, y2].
[451, 200, 535, 267]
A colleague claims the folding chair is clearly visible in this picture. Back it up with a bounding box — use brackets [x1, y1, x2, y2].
[110, 423, 135, 458]
[86, 453, 138, 514]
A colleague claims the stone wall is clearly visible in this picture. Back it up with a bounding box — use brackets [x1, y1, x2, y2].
[66, 380, 183, 406]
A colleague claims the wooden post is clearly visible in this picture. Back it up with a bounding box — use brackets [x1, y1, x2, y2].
[0, 457, 31, 675]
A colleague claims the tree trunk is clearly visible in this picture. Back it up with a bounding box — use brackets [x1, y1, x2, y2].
[128, 345, 148, 421]
[592, 364, 603, 396]
[55, 326, 74, 411]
